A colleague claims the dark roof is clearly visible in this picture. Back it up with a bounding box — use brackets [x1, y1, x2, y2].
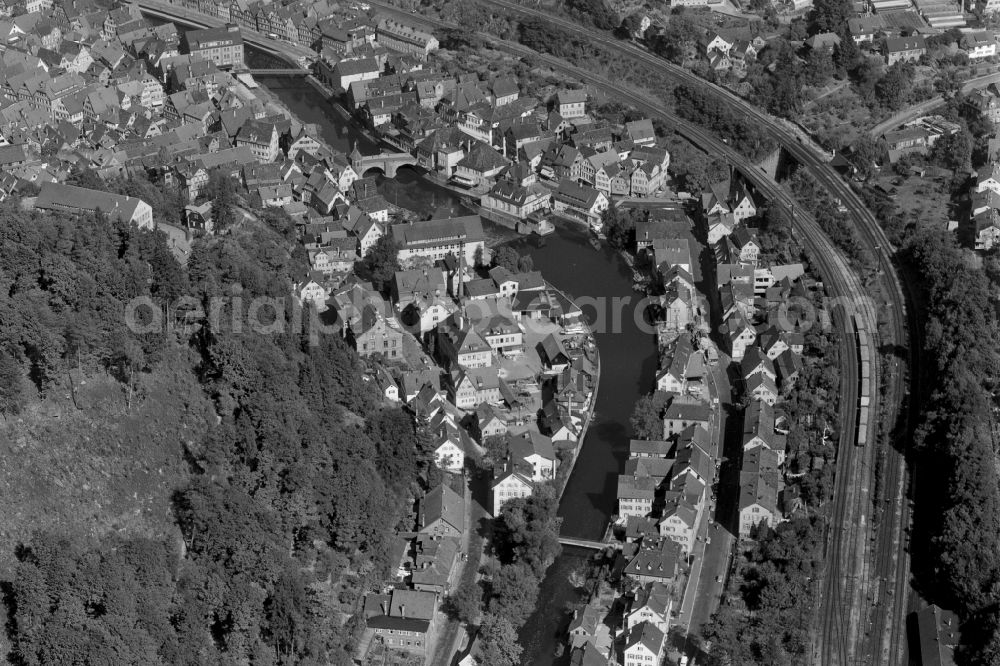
[557, 88, 587, 104]
[393, 215, 486, 247]
[185, 24, 243, 50]
[629, 439, 671, 457]
[618, 474, 657, 500]
[420, 483, 464, 533]
[916, 605, 960, 666]
[663, 400, 710, 423]
[366, 616, 430, 632]
[35, 182, 144, 222]
[625, 620, 664, 655]
[885, 35, 926, 53]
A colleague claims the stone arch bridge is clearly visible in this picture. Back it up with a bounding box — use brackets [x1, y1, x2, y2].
[351, 151, 419, 178]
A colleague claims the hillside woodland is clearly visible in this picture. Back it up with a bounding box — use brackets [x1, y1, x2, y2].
[0, 202, 426, 665]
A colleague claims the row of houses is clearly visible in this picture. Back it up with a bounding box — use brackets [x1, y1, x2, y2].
[362, 482, 466, 658]
[328, 48, 673, 230]
[583, 200, 722, 666]
[971, 163, 1000, 250]
[155, 0, 437, 57]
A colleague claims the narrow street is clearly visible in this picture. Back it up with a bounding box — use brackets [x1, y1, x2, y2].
[427, 472, 490, 666]
[679, 361, 738, 655]
[680, 205, 742, 658]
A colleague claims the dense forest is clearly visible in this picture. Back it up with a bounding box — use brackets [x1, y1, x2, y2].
[904, 229, 1000, 665]
[673, 85, 777, 163]
[0, 202, 428, 664]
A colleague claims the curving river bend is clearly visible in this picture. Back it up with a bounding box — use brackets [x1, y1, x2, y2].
[262, 77, 657, 665]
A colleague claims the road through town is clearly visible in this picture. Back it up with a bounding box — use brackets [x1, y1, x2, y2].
[363, 5, 889, 662]
[437, 6, 916, 663]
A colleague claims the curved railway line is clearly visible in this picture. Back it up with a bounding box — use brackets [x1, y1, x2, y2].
[364, 4, 912, 662]
[448, 3, 914, 662]
[461, 8, 914, 664]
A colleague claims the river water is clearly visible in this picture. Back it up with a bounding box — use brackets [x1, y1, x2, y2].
[508, 227, 658, 665]
[262, 77, 657, 665]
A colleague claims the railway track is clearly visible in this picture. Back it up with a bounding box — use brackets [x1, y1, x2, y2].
[368, 4, 913, 661]
[453, 6, 915, 663]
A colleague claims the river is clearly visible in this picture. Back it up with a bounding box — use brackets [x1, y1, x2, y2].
[262, 77, 658, 665]
[508, 227, 658, 665]
[257, 76, 473, 220]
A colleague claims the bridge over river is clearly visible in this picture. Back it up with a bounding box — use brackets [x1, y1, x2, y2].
[248, 68, 309, 76]
[137, 0, 314, 68]
[557, 537, 614, 551]
[351, 149, 420, 178]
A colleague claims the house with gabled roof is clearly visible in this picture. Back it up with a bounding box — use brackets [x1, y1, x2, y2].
[552, 178, 608, 229]
[411, 533, 459, 594]
[623, 455, 672, 487]
[556, 88, 587, 119]
[570, 639, 610, 666]
[746, 364, 778, 404]
[626, 583, 671, 635]
[657, 336, 695, 394]
[567, 602, 603, 649]
[629, 439, 671, 458]
[480, 179, 551, 220]
[400, 367, 442, 403]
[429, 416, 475, 471]
[618, 474, 656, 519]
[438, 314, 493, 370]
[742, 345, 777, 382]
[621, 536, 682, 585]
[625, 118, 656, 147]
[743, 400, 785, 461]
[475, 402, 508, 440]
[662, 398, 710, 439]
[508, 430, 556, 481]
[539, 332, 571, 371]
[724, 311, 756, 360]
[453, 140, 509, 187]
[363, 589, 437, 657]
[739, 446, 782, 538]
[977, 164, 1000, 195]
[541, 143, 582, 181]
[450, 366, 501, 409]
[658, 484, 703, 555]
[392, 267, 447, 308]
[491, 76, 519, 106]
[915, 604, 960, 666]
[491, 462, 533, 513]
[352, 304, 403, 359]
[884, 35, 925, 65]
[392, 215, 486, 265]
[419, 483, 465, 538]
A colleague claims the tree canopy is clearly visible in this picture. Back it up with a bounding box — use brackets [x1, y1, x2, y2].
[0, 201, 424, 665]
[356, 234, 401, 293]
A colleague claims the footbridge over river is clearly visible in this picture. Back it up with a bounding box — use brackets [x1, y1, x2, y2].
[558, 537, 613, 551]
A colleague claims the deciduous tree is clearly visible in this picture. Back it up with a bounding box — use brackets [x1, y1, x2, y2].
[478, 613, 523, 666]
[356, 234, 401, 293]
[630, 391, 671, 439]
